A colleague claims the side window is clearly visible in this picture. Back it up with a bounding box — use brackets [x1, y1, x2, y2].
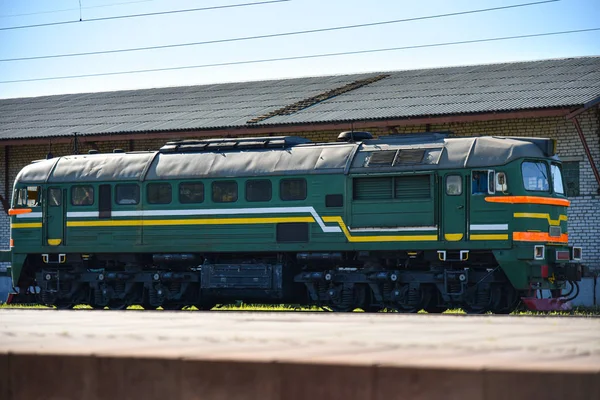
[71, 185, 94, 206]
[495, 172, 508, 192]
[551, 164, 565, 195]
[14, 186, 41, 207]
[280, 179, 307, 201]
[212, 181, 238, 203]
[179, 182, 204, 204]
[446, 175, 462, 196]
[471, 171, 488, 194]
[48, 188, 61, 207]
[115, 184, 140, 205]
[147, 183, 172, 204]
[246, 180, 272, 202]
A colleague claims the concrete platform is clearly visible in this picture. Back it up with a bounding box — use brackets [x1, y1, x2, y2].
[1, 310, 599, 399]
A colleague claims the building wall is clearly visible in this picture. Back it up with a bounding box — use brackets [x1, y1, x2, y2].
[1, 109, 599, 273]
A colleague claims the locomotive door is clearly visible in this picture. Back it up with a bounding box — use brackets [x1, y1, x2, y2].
[442, 174, 466, 242]
[45, 187, 65, 246]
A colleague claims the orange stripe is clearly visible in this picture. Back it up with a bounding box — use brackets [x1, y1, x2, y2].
[513, 232, 568, 243]
[485, 196, 570, 207]
[8, 208, 32, 215]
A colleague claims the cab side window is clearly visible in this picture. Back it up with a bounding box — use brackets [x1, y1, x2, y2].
[280, 179, 307, 201]
[179, 182, 204, 204]
[72, 185, 94, 206]
[115, 184, 140, 205]
[147, 183, 172, 204]
[14, 186, 41, 207]
[471, 171, 488, 194]
[212, 181, 238, 203]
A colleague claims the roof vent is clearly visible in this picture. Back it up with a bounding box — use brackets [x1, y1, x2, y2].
[337, 131, 373, 142]
[88, 149, 99, 154]
[113, 149, 124, 153]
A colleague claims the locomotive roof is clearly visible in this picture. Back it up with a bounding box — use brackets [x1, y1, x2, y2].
[15, 134, 555, 184]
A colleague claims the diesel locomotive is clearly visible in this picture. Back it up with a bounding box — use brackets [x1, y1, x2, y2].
[2, 131, 584, 312]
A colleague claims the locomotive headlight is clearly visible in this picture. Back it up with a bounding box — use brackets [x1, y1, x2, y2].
[534, 245, 545, 260]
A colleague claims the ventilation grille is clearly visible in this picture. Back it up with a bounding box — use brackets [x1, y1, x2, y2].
[394, 175, 431, 199]
[353, 177, 393, 200]
[354, 175, 431, 200]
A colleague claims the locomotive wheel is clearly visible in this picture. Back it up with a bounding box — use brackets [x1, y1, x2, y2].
[389, 284, 431, 313]
[328, 284, 366, 312]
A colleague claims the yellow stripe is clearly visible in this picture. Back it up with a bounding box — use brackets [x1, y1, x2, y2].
[12, 222, 42, 228]
[513, 213, 567, 226]
[322, 216, 437, 242]
[67, 216, 315, 227]
[470, 234, 509, 240]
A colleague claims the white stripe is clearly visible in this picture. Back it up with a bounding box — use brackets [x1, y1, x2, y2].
[348, 226, 437, 232]
[67, 211, 100, 218]
[469, 224, 508, 231]
[16, 212, 43, 219]
[69, 207, 342, 234]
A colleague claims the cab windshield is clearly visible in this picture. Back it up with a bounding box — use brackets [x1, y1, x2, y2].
[521, 161, 549, 192]
[551, 164, 565, 195]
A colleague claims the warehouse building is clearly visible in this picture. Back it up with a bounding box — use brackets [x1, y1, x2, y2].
[1, 56, 599, 303]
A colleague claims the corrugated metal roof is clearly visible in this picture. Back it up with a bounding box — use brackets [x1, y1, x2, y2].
[1, 56, 599, 141]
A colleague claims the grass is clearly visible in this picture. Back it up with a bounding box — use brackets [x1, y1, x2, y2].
[2, 302, 599, 315]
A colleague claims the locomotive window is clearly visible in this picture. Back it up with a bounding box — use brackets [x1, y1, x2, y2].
[115, 184, 140, 205]
[395, 149, 425, 165]
[551, 164, 565, 195]
[212, 181, 238, 203]
[71, 185, 94, 206]
[179, 182, 204, 204]
[48, 188, 61, 207]
[446, 175, 462, 195]
[522, 162, 549, 192]
[14, 186, 40, 207]
[147, 183, 172, 204]
[280, 179, 307, 201]
[471, 171, 488, 194]
[246, 180, 272, 202]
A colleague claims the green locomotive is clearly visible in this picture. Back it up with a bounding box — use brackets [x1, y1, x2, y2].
[3, 132, 584, 312]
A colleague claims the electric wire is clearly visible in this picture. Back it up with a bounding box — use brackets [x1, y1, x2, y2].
[0, 0, 157, 19]
[0, 0, 291, 31]
[0, 0, 560, 62]
[1, 27, 597, 84]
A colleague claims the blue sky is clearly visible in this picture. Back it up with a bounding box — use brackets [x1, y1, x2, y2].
[0, 0, 598, 99]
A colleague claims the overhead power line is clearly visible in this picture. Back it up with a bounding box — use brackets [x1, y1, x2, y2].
[0, 0, 560, 62]
[0, 0, 291, 31]
[0, 0, 157, 19]
[1, 27, 597, 84]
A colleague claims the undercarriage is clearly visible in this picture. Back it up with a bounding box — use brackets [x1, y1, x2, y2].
[11, 250, 531, 313]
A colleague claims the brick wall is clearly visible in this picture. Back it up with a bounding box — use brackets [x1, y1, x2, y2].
[1, 108, 599, 270]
